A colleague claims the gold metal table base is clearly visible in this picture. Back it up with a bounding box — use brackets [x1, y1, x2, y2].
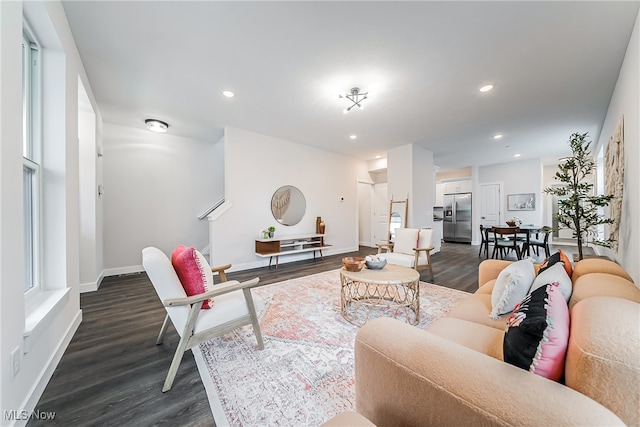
[340, 265, 420, 327]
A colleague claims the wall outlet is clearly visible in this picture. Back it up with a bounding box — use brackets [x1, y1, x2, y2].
[10, 346, 20, 379]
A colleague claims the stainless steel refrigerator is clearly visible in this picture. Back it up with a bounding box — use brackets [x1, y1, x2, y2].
[443, 193, 472, 243]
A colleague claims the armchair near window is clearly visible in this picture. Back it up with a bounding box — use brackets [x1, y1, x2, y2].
[142, 247, 264, 392]
[377, 228, 434, 281]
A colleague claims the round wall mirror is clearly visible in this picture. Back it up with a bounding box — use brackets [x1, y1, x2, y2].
[271, 185, 306, 226]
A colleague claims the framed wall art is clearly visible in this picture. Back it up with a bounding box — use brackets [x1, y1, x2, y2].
[507, 193, 535, 211]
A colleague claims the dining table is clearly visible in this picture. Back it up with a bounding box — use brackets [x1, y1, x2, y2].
[491, 224, 545, 258]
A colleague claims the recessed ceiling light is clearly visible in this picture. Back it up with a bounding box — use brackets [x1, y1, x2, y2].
[493, 134, 503, 139]
[349, 135, 357, 140]
[145, 119, 169, 133]
[375, 155, 382, 159]
[514, 154, 521, 158]
[479, 84, 494, 92]
[222, 90, 235, 98]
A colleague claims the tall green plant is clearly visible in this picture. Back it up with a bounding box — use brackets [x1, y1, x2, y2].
[544, 132, 614, 260]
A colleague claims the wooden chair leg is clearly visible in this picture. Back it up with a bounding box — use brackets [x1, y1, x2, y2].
[242, 288, 264, 350]
[156, 313, 171, 345]
[426, 252, 434, 282]
[163, 335, 189, 392]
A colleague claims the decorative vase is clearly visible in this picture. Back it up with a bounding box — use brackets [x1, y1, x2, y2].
[316, 216, 326, 234]
[269, 231, 274, 238]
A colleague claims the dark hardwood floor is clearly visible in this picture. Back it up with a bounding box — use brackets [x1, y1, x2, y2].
[29, 241, 565, 426]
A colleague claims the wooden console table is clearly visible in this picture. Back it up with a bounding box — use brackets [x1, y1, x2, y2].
[255, 234, 330, 268]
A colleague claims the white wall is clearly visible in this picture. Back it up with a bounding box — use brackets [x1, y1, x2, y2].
[1, 0, 99, 421]
[387, 144, 435, 229]
[597, 10, 639, 284]
[210, 127, 370, 270]
[478, 158, 544, 226]
[102, 123, 221, 273]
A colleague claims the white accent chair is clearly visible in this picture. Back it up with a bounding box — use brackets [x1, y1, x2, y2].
[142, 247, 265, 392]
[377, 228, 435, 281]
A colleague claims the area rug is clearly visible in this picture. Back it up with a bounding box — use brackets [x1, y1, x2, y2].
[194, 269, 469, 427]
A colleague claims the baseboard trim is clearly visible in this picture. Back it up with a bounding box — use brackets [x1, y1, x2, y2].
[103, 265, 144, 278]
[18, 309, 82, 427]
[79, 271, 106, 293]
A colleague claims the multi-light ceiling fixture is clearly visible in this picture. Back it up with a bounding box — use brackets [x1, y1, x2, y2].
[340, 87, 368, 114]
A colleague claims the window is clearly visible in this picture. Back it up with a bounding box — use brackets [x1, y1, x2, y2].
[22, 31, 41, 293]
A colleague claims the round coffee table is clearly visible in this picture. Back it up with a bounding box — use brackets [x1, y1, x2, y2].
[340, 264, 420, 326]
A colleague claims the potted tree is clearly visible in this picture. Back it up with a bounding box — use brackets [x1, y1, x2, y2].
[544, 132, 614, 261]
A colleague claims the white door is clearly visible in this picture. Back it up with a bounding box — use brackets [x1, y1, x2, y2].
[480, 183, 501, 226]
[373, 183, 388, 243]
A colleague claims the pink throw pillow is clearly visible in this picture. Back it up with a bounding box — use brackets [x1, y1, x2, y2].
[503, 282, 570, 381]
[171, 245, 214, 309]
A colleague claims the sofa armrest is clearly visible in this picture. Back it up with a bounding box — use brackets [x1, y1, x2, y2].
[355, 317, 624, 427]
[478, 259, 512, 288]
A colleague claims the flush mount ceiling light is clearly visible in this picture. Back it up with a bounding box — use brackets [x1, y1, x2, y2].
[479, 84, 495, 93]
[340, 87, 368, 114]
[493, 134, 503, 139]
[349, 135, 357, 140]
[145, 119, 169, 133]
[222, 90, 235, 98]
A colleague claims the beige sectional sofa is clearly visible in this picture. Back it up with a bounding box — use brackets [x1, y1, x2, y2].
[351, 257, 640, 426]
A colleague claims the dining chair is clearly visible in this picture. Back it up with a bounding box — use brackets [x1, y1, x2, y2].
[491, 226, 522, 260]
[478, 225, 494, 259]
[522, 226, 552, 258]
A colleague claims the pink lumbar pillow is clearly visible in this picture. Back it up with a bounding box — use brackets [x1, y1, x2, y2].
[171, 245, 214, 309]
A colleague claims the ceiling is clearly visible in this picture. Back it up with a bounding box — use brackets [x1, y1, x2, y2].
[61, 1, 639, 169]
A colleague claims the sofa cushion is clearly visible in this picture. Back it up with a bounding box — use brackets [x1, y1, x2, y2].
[428, 317, 505, 361]
[393, 228, 419, 255]
[569, 273, 640, 309]
[565, 297, 640, 426]
[171, 245, 214, 309]
[530, 262, 573, 302]
[571, 258, 634, 283]
[539, 249, 573, 278]
[446, 293, 509, 330]
[503, 283, 570, 381]
[490, 259, 536, 319]
[476, 279, 495, 295]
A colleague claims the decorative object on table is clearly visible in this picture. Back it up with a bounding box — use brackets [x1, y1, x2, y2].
[260, 226, 276, 239]
[506, 216, 522, 227]
[342, 256, 365, 272]
[544, 132, 614, 261]
[316, 216, 326, 234]
[507, 194, 535, 211]
[364, 254, 387, 270]
[604, 116, 624, 253]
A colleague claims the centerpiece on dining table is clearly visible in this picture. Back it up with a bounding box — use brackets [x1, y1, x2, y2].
[506, 216, 522, 227]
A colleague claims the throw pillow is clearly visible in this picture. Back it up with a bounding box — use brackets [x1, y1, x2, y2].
[503, 282, 570, 381]
[171, 245, 215, 309]
[530, 262, 573, 302]
[489, 258, 536, 319]
[539, 249, 573, 278]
